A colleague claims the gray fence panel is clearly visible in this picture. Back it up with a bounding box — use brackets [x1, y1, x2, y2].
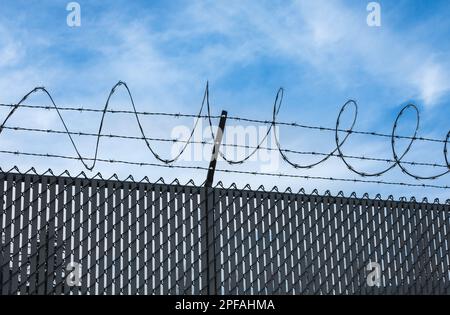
[0, 172, 449, 295]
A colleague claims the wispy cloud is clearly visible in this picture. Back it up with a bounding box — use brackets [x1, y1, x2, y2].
[161, 0, 450, 107]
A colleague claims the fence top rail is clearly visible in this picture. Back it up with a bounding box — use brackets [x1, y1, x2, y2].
[1, 166, 449, 209]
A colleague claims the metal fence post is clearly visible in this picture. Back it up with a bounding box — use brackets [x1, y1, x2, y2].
[203, 110, 227, 295]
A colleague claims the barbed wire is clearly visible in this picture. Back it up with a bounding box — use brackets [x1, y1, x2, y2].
[3, 125, 448, 169]
[0, 149, 448, 189]
[203, 87, 450, 180]
[0, 82, 209, 169]
[0, 102, 446, 143]
[0, 102, 223, 120]
[0, 81, 448, 183]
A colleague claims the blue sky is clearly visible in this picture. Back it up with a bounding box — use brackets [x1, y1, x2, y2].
[0, 0, 449, 200]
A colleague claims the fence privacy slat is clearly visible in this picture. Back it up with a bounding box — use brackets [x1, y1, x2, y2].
[112, 182, 122, 295]
[44, 176, 56, 294]
[97, 179, 106, 295]
[1, 172, 449, 295]
[62, 178, 73, 295]
[80, 178, 90, 295]
[136, 183, 146, 295]
[160, 184, 169, 294]
[103, 181, 112, 293]
[11, 173, 22, 294]
[18, 175, 31, 295]
[177, 186, 185, 294]
[87, 179, 99, 294]
[2, 174, 13, 294]
[192, 187, 204, 294]
[247, 190, 258, 294]
[144, 184, 153, 294]
[183, 187, 193, 294]
[36, 175, 48, 295]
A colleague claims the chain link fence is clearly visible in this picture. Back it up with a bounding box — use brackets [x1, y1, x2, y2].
[1, 171, 449, 294]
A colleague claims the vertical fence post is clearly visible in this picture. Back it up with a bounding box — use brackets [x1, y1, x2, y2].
[203, 110, 227, 295]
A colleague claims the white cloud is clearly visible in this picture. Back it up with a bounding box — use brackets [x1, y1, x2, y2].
[0, 26, 24, 68]
[412, 60, 450, 107]
[165, 0, 450, 107]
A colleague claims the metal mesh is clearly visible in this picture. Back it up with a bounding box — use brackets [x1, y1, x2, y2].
[0, 172, 207, 294]
[212, 189, 450, 294]
[1, 171, 449, 295]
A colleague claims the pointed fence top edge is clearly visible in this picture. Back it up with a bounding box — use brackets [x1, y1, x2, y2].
[0, 166, 449, 205]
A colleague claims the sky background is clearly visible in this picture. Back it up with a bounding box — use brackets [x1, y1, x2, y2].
[0, 0, 449, 201]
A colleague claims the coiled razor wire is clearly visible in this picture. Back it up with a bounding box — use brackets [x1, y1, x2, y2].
[0, 82, 448, 183]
